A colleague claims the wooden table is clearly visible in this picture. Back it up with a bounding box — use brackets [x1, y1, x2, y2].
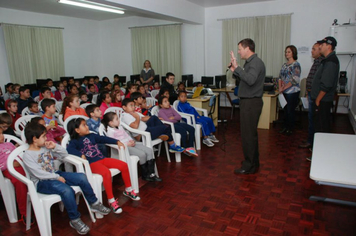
[309, 133, 356, 206]
[258, 92, 279, 129]
[187, 93, 219, 126]
[334, 93, 350, 114]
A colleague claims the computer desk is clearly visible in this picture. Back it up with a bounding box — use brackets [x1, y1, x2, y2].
[309, 133, 356, 207]
[187, 93, 219, 126]
[187, 87, 278, 129]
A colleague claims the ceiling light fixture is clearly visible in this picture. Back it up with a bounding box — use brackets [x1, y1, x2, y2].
[58, 0, 125, 14]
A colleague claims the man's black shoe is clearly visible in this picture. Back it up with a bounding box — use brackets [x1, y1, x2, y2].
[279, 128, 287, 134]
[234, 168, 256, 175]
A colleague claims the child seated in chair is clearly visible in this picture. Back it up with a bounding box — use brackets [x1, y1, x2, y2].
[177, 91, 219, 148]
[41, 99, 65, 142]
[6, 99, 21, 130]
[158, 96, 197, 157]
[121, 98, 184, 153]
[23, 122, 111, 235]
[0, 132, 32, 225]
[67, 118, 140, 214]
[28, 101, 43, 116]
[102, 112, 161, 182]
[0, 113, 17, 137]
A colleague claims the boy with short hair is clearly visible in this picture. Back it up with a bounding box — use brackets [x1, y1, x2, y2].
[79, 92, 89, 105]
[160, 72, 178, 104]
[121, 98, 184, 153]
[46, 79, 56, 93]
[23, 122, 111, 235]
[3, 83, 14, 101]
[28, 101, 43, 116]
[177, 91, 219, 147]
[85, 104, 102, 133]
[17, 86, 33, 114]
[6, 99, 21, 129]
[12, 84, 21, 99]
[130, 92, 145, 114]
[40, 86, 52, 100]
[41, 99, 65, 142]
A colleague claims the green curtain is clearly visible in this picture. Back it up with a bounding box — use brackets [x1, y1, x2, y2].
[131, 24, 181, 83]
[2, 24, 65, 84]
[222, 14, 291, 82]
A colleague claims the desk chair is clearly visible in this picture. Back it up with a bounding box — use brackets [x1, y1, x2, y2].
[231, 86, 239, 119]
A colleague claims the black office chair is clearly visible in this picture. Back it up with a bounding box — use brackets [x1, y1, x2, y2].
[231, 86, 240, 119]
[208, 95, 216, 120]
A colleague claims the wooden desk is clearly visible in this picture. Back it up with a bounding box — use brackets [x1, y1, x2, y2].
[309, 133, 356, 206]
[258, 92, 279, 129]
[187, 93, 219, 126]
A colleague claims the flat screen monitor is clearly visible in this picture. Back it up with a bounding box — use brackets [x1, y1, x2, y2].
[201, 76, 214, 86]
[182, 74, 193, 87]
[60, 76, 74, 82]
[265, 76, 273, 83]
[154, 74, 160, 84]
[161, 76, 166, 84]
[215, 75, 226, 88]
[119, 76, 126, 84]
[130, 74, 140, 83]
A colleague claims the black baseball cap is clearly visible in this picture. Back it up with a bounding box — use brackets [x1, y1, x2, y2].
[317, 36, 337, 47]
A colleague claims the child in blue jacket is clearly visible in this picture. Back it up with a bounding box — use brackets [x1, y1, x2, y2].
[177, 91, 219, 147]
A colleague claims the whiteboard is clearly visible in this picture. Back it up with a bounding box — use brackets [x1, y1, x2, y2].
[330, 25, 356, 54]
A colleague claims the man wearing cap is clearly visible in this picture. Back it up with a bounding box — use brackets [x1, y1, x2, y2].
[307, 36, 339, 161]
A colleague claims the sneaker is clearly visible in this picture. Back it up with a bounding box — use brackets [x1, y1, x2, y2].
[123, 190, 141, 201]
[203, 138, 214, 147]
[158, 135, 169, 141]
[184, 147, 198, 157]
[208, 135, 219, 143]
[69, 218, 90, 235]
[306, 156, 312, 162]
[169, 144, 185, 153]
[20, 214, 35, 226]
[109, 199, 123, 214]
[90, 201, 111, 215]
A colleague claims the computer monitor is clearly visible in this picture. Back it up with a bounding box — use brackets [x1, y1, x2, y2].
[182, 74, 193, 87]
[60, 76, 75, 82]
[130, 74, 140, 84]
[118, 76, 126, 84]
[161, 76, 166, 84]
[201, 76, 214, 87]
[154, 74, 160, 84]
[265, 76, 273, 83]
[215, 75, 227, 89]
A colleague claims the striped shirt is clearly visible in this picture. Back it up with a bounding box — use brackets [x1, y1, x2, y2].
[306, 56, 324, 91]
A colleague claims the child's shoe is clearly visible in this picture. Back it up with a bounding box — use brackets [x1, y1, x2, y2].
[208, 135, 219, 143]
[109, 199, 123, 214]
[184, 147, 198, 157]
[69, 218, 90, 235]
[169, 144, 185, 153]
[158, 135, 169, 141]
[90, 201, 111, 215]
[123, 190, 141, 201]
[203, 138, 214, 147]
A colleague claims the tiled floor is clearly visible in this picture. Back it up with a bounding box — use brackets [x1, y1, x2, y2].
[1, 109, 355, 235]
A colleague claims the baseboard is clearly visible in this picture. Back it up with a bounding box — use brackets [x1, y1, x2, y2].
[348, 109, 356, 134]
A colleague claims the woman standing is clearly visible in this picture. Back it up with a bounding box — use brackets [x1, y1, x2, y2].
[278, 45, 301, 135]
[140, 60, 155, 86]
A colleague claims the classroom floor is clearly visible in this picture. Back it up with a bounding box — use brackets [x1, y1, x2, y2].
[1, 109, 355, 236]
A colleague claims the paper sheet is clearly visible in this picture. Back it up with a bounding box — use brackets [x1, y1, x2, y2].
[301, 97, 309, 109]
[278, 94, 287, 109]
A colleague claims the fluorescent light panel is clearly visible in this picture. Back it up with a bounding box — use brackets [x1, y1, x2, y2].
[58, 0, 124, 14]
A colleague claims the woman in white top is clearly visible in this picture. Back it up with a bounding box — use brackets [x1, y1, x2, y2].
[278, 45, 301, 135]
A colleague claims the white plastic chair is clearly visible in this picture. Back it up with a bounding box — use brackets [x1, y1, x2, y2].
[57, 114, 64, 126]
[0, 135, 24, 223]
[21, 107, 31, 116]
[0, 110, 7, 114]
[98, 124, 139, 192]
[104, 107, 124, 117]
[120, 114, 181, 162]
[33, 96, 39, 102]
[7, 144, 95, 235]
[61, 134, 123, 218]
[120, 88, 126, 94]
[146, 97, 157, 107]
[150, 89, 160, 98]
[150, 106, 182, 162]
[14, 115, 40, 137]
[55, 101, 63, 114]
[91, 94, 99, 104]
[173, 100, 204, 150]
[63, 115, 89, 133]
[80, 103, 94, 109]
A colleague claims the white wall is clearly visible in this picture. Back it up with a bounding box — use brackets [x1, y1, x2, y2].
[0, 7, 101, 89]
[205, 0, 356, 112]
[98, 16, 205, 81]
